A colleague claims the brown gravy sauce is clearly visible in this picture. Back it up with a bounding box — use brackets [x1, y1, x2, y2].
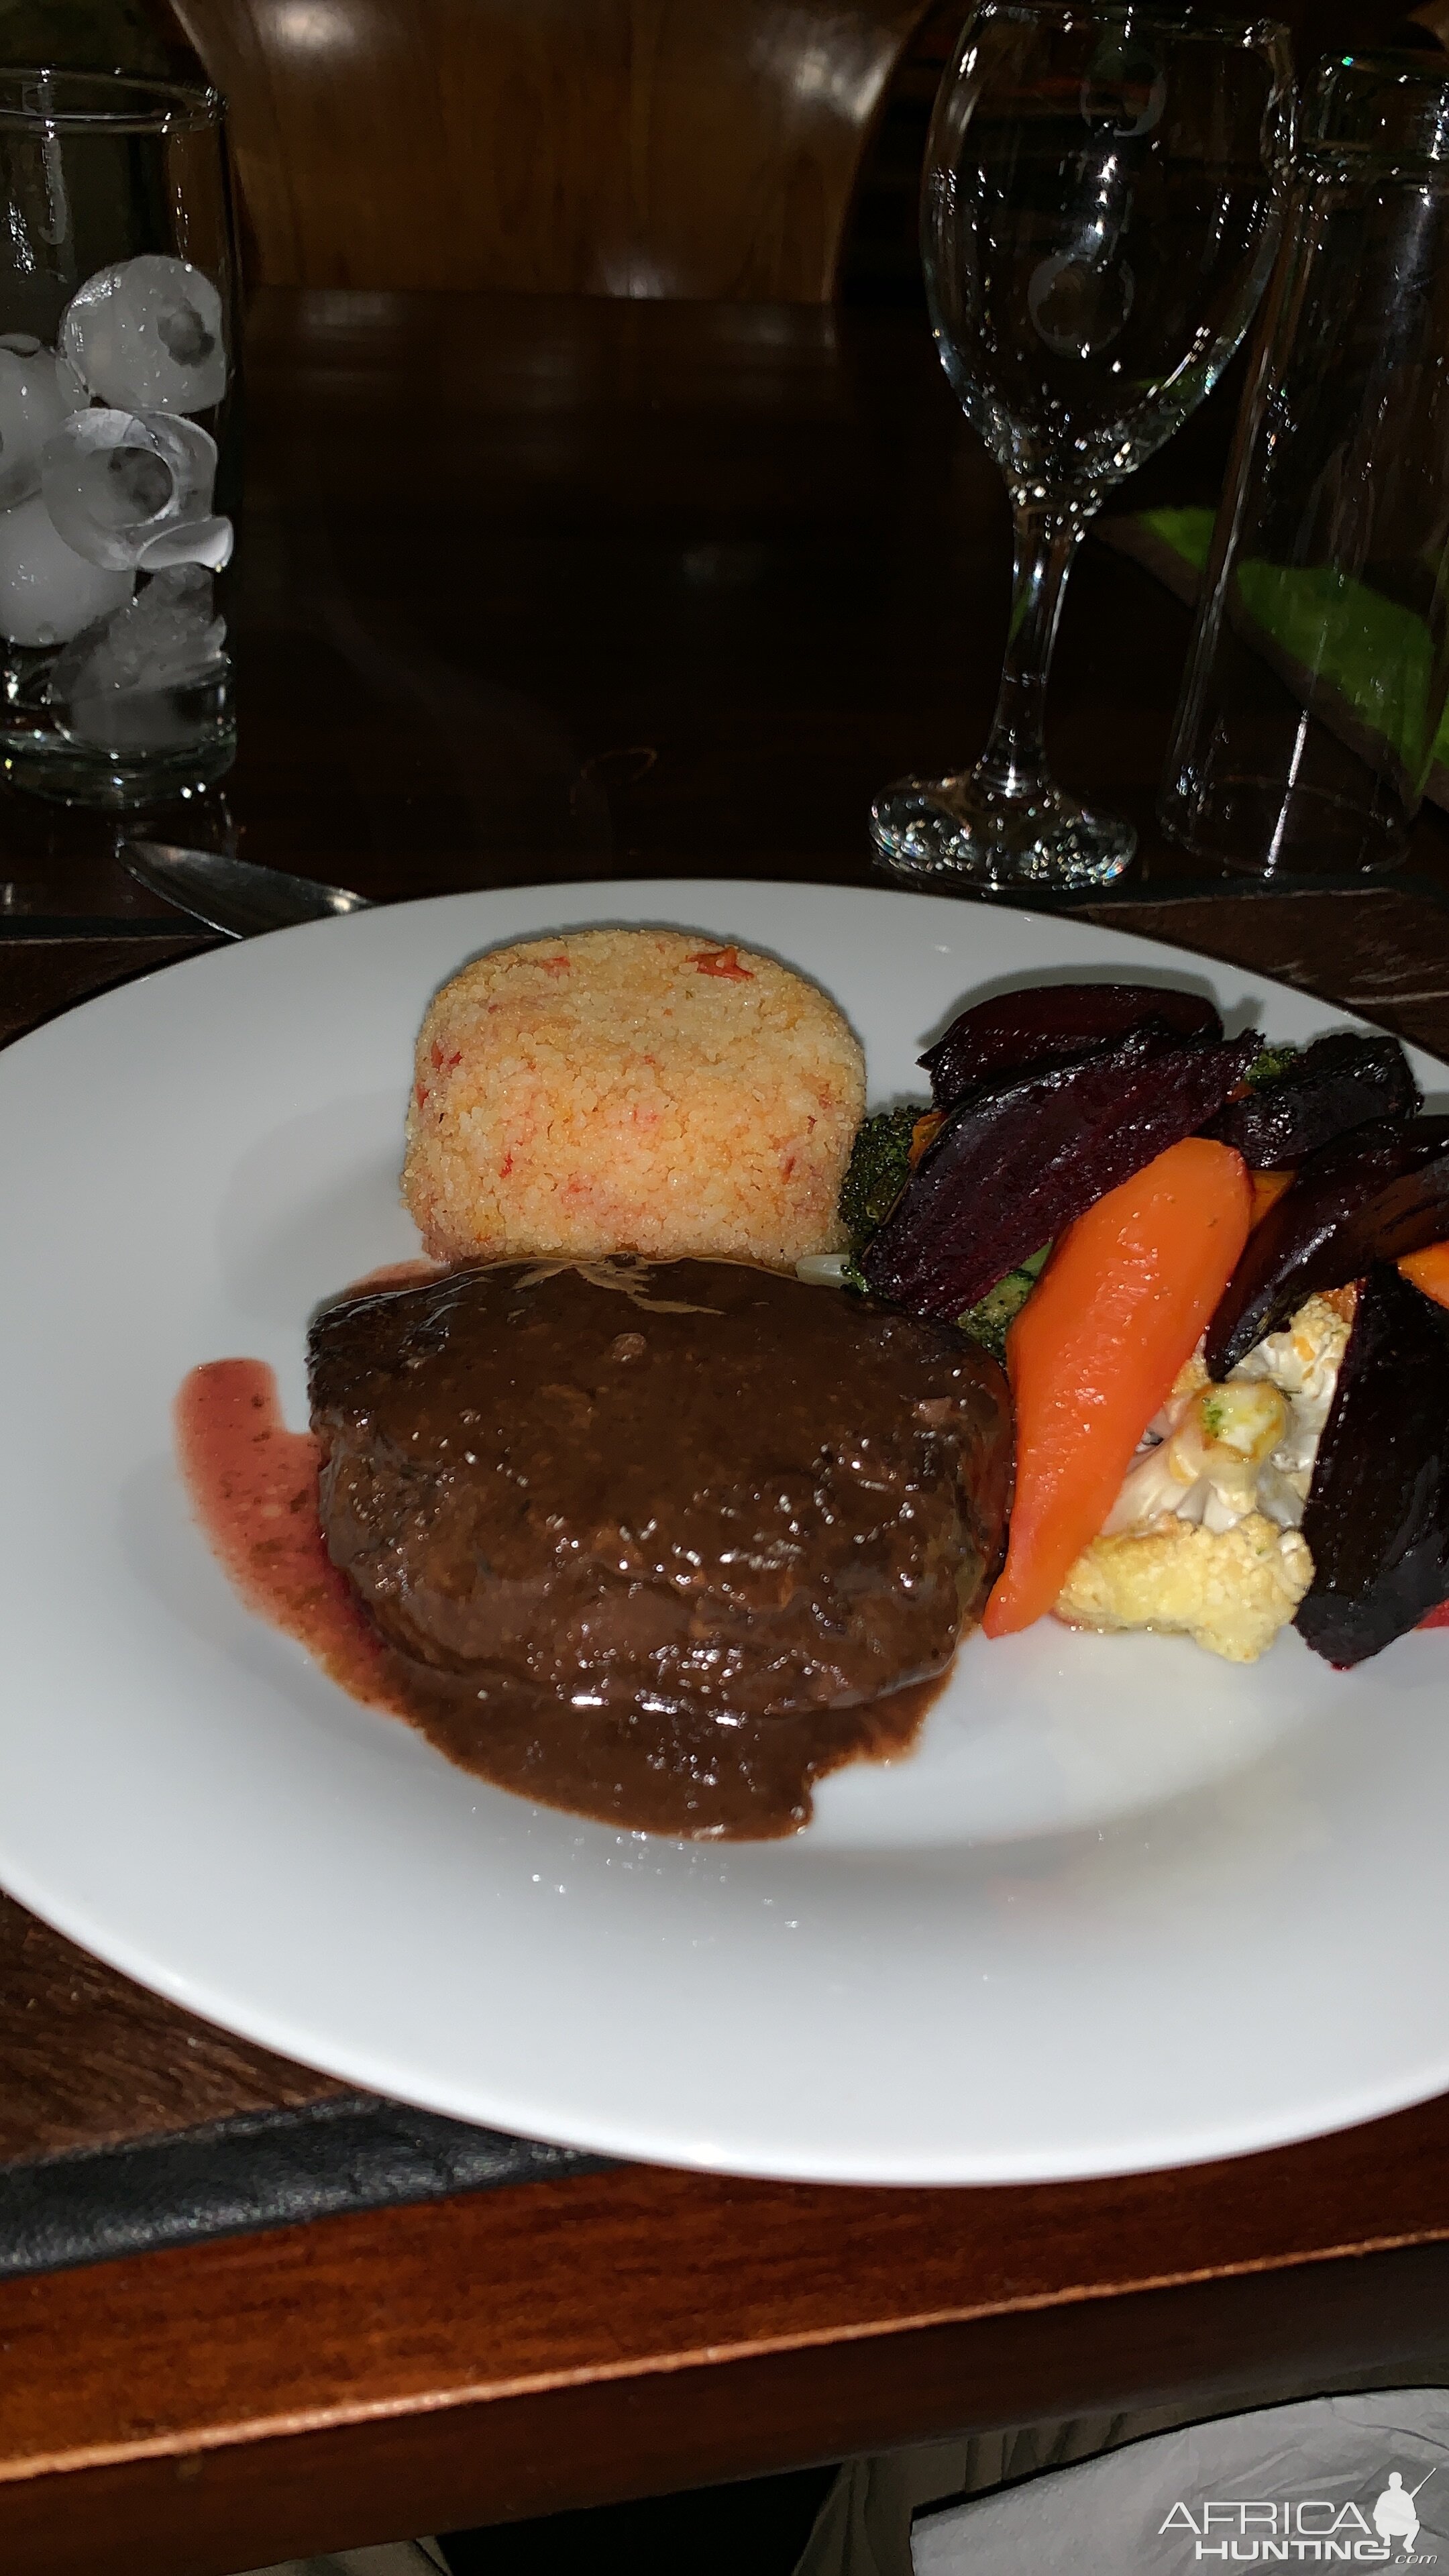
[176, 1356, 947, 1839]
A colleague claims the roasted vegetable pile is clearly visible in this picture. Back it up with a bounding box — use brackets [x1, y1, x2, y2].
[838, 975, 1449, 1667]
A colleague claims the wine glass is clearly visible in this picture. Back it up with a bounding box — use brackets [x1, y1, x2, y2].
[871, 1, 1295, 893]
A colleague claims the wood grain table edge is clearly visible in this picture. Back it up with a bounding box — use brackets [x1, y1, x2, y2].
[9, 2237, 1449, 2576]
[10, 2114, 1449, 2479]
[11, 2224, 1449, 2480]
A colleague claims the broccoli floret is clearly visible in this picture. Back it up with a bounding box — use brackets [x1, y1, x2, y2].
[839, 1106, 920, 1247]
[958, 1244, 1053, 1360]
[1244, 1041, 1301, 1090]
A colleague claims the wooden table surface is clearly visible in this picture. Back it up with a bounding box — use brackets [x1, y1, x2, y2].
[7, 288, 1449, 2576]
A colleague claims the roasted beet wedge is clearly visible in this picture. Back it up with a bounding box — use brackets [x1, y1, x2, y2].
[919, 982, 1221, 1109]
[1207, 1031, 1419, 1169]
[1205, 1116, 1449, 1378]
[1297, 1263, 1449, 1666]
[861, 1023, 1257, 1324]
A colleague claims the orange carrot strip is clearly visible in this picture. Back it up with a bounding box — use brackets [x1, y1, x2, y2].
[983, 1137, 1252, 1639]
[909, 1110, 945, 1169]
[1250, 1168, 1295, 1228]
[1401, 1241, 1449, 1312]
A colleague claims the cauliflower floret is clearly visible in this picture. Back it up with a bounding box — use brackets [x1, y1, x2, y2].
[1057, 1511, 1313, 1664]
[1056, 1289, 1349, 1665]
[1106, 1377, 1289, 1535]
[1105, 1291, 1352, 1541]
[1232, 1289, 1352, 1477]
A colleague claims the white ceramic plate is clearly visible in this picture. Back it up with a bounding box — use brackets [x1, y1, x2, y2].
[2, 879, 1446, 2186]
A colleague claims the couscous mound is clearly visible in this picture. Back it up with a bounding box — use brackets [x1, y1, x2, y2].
[402, 928, 866, 1266]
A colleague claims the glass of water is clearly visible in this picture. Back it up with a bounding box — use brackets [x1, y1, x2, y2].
[871, 1, 1294, 894]
[0, 70, 237, 808]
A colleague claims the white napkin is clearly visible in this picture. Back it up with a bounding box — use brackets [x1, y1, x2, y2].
[912, 2390, 1449, 2573]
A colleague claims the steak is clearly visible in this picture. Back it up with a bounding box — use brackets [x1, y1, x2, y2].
[308, 1257, 1012, 1728]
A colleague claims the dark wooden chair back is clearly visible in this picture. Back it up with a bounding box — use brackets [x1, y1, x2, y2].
[171, 0, 932, 300]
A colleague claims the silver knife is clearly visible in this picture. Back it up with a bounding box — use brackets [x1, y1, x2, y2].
[122, 839, 372, 940]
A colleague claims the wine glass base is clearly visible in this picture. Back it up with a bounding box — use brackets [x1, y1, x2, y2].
[870, 774, 1136, 894]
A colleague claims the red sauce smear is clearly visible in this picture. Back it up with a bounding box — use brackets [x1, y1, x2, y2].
[176, 1260, 441, 1716]
[176, 1358, 408, 1719]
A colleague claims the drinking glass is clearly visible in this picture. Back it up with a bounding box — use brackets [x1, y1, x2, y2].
[0, 70, 237, 808]
[871, 1, 1295, 894]
[1161, 53, 1449, 877]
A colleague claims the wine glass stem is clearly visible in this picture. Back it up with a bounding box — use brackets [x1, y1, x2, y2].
[977, 498, 1087, 800]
